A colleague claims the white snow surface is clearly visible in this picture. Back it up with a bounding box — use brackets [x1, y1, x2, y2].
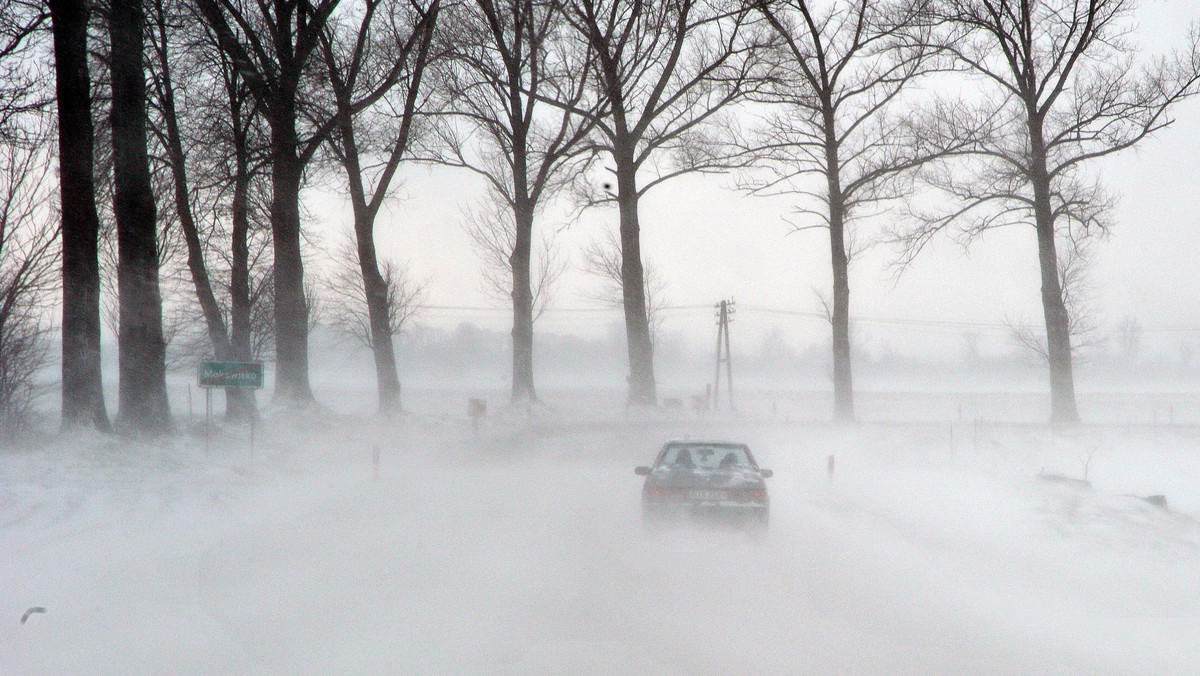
[4, 389, 1200, 674]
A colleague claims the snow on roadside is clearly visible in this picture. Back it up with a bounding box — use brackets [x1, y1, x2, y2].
[3, 392, 1200, 673]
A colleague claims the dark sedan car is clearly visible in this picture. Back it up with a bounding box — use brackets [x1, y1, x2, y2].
[636, 440, 773, 531]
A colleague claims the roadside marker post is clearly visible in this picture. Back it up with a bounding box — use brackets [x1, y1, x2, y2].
[469, 399, 486, 436]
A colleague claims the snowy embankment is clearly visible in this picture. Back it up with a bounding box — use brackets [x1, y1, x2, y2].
[3, 391, 1200, 674]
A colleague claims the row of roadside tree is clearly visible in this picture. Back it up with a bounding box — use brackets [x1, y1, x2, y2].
[1, 0, 1197, 436]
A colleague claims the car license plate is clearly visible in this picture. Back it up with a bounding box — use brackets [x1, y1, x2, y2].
[688, 489, 725, 501]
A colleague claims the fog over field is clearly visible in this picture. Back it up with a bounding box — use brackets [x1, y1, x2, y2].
[5, 384, 1200, 674]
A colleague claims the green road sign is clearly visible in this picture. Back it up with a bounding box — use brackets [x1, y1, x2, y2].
[198, 361, 264, 389]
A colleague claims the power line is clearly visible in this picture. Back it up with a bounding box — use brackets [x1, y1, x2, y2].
[411, 302, 1200, 333]
[413, 303, 712, 314]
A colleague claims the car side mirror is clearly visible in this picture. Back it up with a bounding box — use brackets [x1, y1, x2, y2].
[760, 469, 773, 478]
[635, 466, 651, 476]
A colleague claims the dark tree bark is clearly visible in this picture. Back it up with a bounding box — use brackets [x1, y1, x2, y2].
[267, 102, 312, 404]
[49, 0, 109, 431]
[110, 0, 171, 433]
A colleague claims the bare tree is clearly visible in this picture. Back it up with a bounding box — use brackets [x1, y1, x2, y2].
[1116, 315, 1142, 362]
[0, 117, 57, 438]
[1008, 229, 1103, 364]
[325, 236, 427, 369]
[556, 0, 768, 405]
[745, 0, 957, 421]
[317, 0, 439, 414]
[894, 0, 1200, 422]
[432, 0, 598, 403]
[581, 228, 668, 354]
[0, 1, 55, 438]
[0, 1, 48, 133]
[463, 197, 567, 326]
[148, 0, 230, 360]
[48, 0, 110, 430]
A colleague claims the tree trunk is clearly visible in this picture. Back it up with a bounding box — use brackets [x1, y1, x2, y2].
[352, 216, 401, 415]
[359, 237, 401, 414]
[50, 0, 110, 431]
[510, 200, 536, 403]
[1029, 119, 1080, 424]
[226, 139, 257, 421]
[217, 77, 258, 420]
[268, 101, 315, 406]
[111, 0, 171, 433]
[614, 149, 655, 406]
[1032, 183, 1079, 423]
[829, 219, 853, 421]
[337, 123, 402, 414]
[824, 112, 854, 422]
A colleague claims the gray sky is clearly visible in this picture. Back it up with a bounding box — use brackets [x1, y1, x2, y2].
[311, 0, 1200, 360]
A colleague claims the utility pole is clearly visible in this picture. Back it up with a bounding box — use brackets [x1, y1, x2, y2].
[713, 299, 735, 411]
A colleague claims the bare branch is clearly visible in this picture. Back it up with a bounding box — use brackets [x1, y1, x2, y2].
[323, 235, 428, 349]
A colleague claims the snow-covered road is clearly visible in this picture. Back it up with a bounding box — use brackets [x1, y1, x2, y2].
[4, 415, 1200, 674]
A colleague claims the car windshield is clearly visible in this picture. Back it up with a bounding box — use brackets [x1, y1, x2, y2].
[659, 444, 752, 470]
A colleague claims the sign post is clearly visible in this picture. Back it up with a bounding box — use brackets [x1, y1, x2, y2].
[197, 361, 265, 458]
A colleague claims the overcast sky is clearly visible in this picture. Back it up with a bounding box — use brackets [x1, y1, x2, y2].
[308, 0, 1200, 360]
